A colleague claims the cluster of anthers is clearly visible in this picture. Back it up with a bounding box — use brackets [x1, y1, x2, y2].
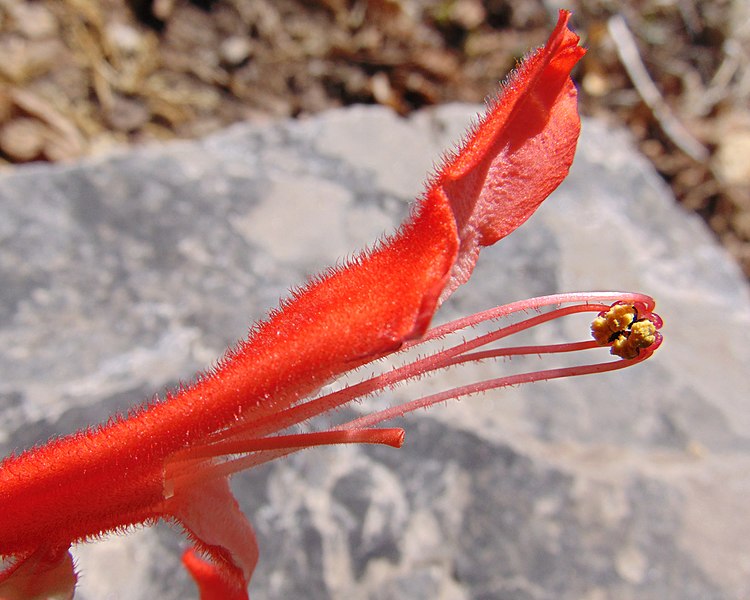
[591, 301, 663, 359]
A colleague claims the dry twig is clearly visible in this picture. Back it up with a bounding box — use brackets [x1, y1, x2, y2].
[608, 13, 709, 164]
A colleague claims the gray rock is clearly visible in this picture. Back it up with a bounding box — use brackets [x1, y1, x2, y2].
[1, 105, 749, 600]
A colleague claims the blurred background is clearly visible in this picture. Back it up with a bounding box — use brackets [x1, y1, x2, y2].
[0, 0, 747, 275]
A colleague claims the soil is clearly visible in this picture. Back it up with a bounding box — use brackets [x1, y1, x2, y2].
[1, 0, 748, 276]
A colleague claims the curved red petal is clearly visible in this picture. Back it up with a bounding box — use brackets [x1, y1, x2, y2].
[430, 9, 586, 297]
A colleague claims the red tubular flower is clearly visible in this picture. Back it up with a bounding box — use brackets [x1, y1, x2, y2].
[0, 11, 661, 600]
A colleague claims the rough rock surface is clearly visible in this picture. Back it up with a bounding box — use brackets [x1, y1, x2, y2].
[1, 105, 749, 600]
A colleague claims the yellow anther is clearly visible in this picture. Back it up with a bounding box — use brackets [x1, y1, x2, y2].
[609, 333, 631, 358]
[591, 303, 635, 344]
[630, 319, 657, 349]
